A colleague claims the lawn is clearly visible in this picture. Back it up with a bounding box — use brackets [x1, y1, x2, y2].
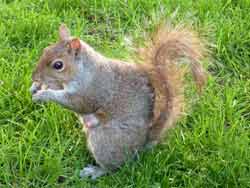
[0, 0, 250, 187]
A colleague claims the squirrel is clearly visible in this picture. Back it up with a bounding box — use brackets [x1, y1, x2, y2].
[30, 24, 207, 179]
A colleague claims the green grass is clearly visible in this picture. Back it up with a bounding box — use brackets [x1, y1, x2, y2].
[0, 0, 250, 187]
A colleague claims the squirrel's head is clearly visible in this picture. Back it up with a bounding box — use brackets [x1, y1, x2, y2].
[31, 24, 94, 95]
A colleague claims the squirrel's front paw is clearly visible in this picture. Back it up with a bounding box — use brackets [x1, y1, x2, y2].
[32, 89, 53, 102]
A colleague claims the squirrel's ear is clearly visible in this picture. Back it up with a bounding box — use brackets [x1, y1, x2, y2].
[59, 24, 71, 41]
[68, 38, 81, 50]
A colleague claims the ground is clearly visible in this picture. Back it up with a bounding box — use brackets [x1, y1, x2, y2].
[0, 0, 250, 187]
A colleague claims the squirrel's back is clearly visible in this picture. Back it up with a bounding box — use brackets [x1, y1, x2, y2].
[102, 59, 154, 121]
[96, 24, 207, 144]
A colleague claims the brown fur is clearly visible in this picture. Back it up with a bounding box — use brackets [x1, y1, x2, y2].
[139, 25, 207, 143]
[32, 40, 80, 90]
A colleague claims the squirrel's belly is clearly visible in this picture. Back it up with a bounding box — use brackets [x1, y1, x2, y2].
[86, 124, 148, 170]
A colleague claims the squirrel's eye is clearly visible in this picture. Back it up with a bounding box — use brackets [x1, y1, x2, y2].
[52, 60, 64, 71]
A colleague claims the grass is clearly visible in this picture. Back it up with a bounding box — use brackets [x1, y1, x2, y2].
[0, 0, 250, 187]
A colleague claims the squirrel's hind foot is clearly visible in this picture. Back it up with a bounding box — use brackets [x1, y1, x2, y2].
[80, 164, 107, 180]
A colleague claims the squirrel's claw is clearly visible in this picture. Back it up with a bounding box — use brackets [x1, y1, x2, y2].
[32, 89, 53, 103]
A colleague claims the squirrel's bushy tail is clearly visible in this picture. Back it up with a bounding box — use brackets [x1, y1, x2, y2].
[139, 25, 207, 143]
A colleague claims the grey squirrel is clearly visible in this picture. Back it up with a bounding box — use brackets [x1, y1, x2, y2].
[30, 24, 207, 179]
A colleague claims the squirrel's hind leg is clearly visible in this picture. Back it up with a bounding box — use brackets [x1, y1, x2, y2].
[80, 164, 107, 180]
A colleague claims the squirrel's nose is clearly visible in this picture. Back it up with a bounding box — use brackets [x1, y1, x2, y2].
[30, 82, 40, 95]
